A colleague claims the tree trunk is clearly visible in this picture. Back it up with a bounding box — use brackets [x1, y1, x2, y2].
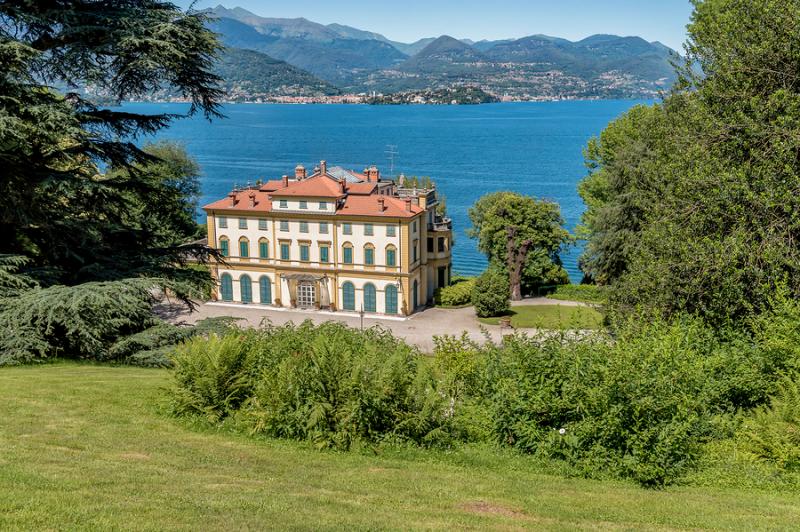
[506, 227, 532, 301]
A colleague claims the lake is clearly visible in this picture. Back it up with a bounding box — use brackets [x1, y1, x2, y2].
[131, 100, 648, 281]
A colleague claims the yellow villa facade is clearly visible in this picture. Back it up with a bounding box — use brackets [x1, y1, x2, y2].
[203, 161, 452, 316]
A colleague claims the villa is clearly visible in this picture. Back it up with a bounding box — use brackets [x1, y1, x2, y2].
[203, 161, 453, 316]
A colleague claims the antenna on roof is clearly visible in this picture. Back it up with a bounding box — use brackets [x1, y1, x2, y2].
[385, 144, 399, 177]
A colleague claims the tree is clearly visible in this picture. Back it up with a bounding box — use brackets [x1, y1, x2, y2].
[577, 0, 800, 323]
[471, 267, 510, 318]
[0, 1, 223, 362]
[468, 192, 571, 300]
[1, 0, 222, 287]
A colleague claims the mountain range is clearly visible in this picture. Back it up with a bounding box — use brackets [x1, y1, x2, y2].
[204, 5, 679, 100]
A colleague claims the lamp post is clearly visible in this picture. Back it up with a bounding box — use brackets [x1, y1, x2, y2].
[359, 305, 365, 331]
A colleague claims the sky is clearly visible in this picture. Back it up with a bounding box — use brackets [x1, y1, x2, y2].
[178, 0, 694, 51]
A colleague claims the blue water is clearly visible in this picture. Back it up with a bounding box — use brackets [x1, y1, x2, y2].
[130, 100, 648, 281]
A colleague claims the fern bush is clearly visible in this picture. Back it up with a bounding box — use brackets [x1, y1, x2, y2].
[740, 376, 800, 471]
[169, 321, 457, 448]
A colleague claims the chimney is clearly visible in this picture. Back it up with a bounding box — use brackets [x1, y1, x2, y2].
[319, 160, 327, 175]
[228, 192, 236, 207]
[248, 192, 256, 208]
[418, 192, 428, 210]
[340, 180, 346, 194]
[378, 197, 386, 212]
[282, 175, 289, 188]
[295, 164, 306, 180]
[404, 198, 412, 212]
[367, 165, 380, 183]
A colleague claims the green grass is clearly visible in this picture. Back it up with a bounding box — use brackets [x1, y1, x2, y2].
[1, 363, 798, 530]
[479, 304, 604, 330]
[546, 284, 609, 304]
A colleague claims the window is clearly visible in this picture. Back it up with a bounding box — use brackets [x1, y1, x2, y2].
[319, 201, 328, 210]
[258, 219, 268, 231]
[343, 222, 352, 235]
[219, 237, 229, 257]
[342, 282, 355, 311]
[343, 244, 353, 264]
[239, 218, 247, 229]
[364, 246, 374, 266]
[385, 246, 396, 267]
[259, 239, 269, 259]
[412, 220, 418, 233]
[438, 237, 446, 252]
[299, 200, 308, 209]
[386, 225, 396, 237]
[319, 221, 328, 234]
[280, 220, 289, 232]
[363, 283, 376, 312]
[299, 221, 309, 233]
[218, 216, 228, 228]
[413, 240, 418, 262]
[412, 279, 419, 309]
[280, 243, 290, 260]
[259, 276, 272, 305]
[240, 275, 252, 303]
[239, 238, 249, 258]
[364, 223, 373, 236]
[279, 199, 288, 209]
[385, 284, 398, 314]
[427, 237, 434, 253]
[320, 246, 330, 263]
[220, 273, 233, 301]
[300, 243, 310, 262]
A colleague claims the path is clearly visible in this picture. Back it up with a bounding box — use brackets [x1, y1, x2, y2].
[159, 297, 587, 353]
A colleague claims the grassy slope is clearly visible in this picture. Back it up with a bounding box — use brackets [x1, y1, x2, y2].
[479, 304, 604, 329]
[1, 364, 798, 530]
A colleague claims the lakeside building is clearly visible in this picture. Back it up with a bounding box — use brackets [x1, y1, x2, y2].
[203, 161, 452, 316]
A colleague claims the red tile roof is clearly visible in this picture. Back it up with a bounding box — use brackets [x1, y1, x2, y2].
[269, 175, 346, 198]
[203, 190, 273, 212]
[340, 195, 422, 218]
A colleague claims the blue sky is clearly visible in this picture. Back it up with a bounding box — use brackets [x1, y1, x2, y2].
[179, 1, 694, 51]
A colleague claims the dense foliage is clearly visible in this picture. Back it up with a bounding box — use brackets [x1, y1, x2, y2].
[578, 0, 800, 323]
[468, 192, 571, 300]
[169, 321, 456, 449]
[0, 1, 223, 361]
[434, 276, 475, 307]
[471, 268, 510, 318]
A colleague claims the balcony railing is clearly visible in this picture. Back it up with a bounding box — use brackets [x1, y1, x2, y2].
[429, 217, 452, 232]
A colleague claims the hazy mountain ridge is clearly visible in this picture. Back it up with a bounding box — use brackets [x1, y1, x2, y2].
[205, 5, 679, 99]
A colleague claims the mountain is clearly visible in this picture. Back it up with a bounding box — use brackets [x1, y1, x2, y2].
[208, 6, 407, 85]
[214, 48, 340, 99]
[205, 5, 680, 99]
[399, 36, 488, 73]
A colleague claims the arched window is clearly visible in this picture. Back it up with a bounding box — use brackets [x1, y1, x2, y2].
[239, 237, 250, 258]
[219, 236, 229, 257]
[385, 284, 398, 314]
[259, 276, 272, 304]
[220, 273, 233, 301]
[342, 242, 354, 265]
[412, 279, 419, 310]
[363, 244, 375, 266]
[240, 274, 252, 303]
[363, 283, 376, 312]
[385, 245, 397, 267]
[258, 238, 269, 259]
[342, 281, 355, 311]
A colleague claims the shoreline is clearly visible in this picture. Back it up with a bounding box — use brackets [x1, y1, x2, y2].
[123, 96, 652, 106]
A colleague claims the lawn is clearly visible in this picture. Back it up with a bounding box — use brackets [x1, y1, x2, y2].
[1, 364, 798, 530]
[479, 304, 604, 330]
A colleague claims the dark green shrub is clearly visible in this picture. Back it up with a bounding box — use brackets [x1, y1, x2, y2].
[471, 268, 510, 318]
[548, 284, 609, 304]
[434, 277, 475, 307]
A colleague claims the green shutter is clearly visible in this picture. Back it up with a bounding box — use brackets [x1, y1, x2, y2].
[220, 240, 229, 257]
[259, 276, 272, 304]
[240, 275, 252, 303]
[365, 248, 374, 265]
[320, 246, 329, 263]
[386, 249, 395, 266]
[385, 285, 398, 314]
[259, 242, 269, 258]
[363, 283, 376, 312]
[220, 274, 233, 301]
[342, 282, 355, 311]
[239, 240, 248, 258]
[343, 247, 352, 264]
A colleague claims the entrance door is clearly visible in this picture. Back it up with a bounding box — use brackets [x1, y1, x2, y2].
[297, 282, 316, 308]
